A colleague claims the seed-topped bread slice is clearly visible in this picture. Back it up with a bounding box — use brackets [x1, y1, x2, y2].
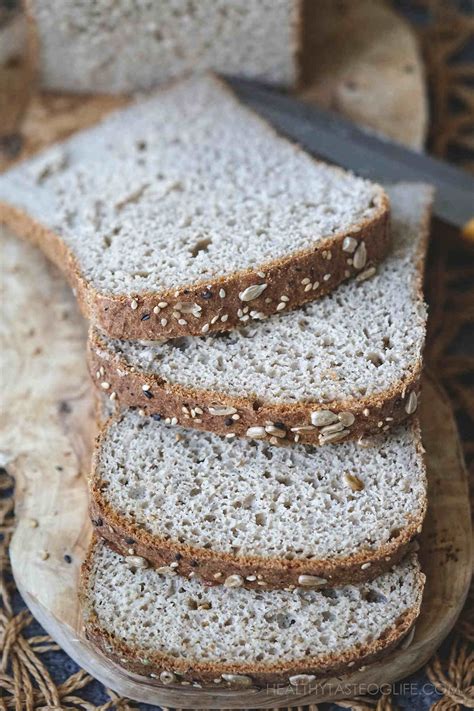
[89, 182, 432, 445]
[0, 75, 389, 340]
[91, 410, 426, 589]
[30, 0, 301, 93]
[82, 539, 424, 687]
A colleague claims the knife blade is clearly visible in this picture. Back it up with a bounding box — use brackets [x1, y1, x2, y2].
[227, 77, 473, 230]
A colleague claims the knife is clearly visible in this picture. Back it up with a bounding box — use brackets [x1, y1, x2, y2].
[227, 77, 473, 231]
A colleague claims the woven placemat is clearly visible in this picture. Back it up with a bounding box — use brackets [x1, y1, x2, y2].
[0, 2, 473, 710]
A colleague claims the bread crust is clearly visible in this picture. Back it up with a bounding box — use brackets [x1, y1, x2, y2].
[0, 193, 390, 340]
[86, 183, 431, 446]
[81, 538, 425, 688]
[89, 415, 426, 590]
[88, 326, 423, 446]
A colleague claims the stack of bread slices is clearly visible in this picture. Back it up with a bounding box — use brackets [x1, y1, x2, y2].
[0, 74, 432, 690]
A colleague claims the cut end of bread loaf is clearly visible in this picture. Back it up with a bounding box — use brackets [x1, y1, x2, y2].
[32, 0, 301, 93]
[82, 539, 424, 687]
[90, 409, 426, 589]
[88, 182, 433, 445]
[0, 74, 390, 339]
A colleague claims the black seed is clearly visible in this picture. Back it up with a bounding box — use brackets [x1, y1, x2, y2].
[64, 554, 72, 564]
[175, 553, 183, 561]
[0, 134, 22, 158]
[151, 414, 162, 421]
[274, 421, 286, 430]
[224, 418, 234, 426]
[92, 517, 103, 527]
[141, 313, 150, 321]
[201, 289, 213, 300]
[190, 560, 199, 567]
[143, 390, 153, 399]
[125, 537, 136, 545]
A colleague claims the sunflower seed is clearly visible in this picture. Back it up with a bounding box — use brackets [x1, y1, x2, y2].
[310, 410, 338, 426]
[320, 421, 345, 435]
[208, 405, 238, 416]
[319, 429, 350, 444]
[239, 284, 268, 302]
[246, 426, 267, 439]
[338, 411, 355, 427]
[342, 236, 358, 253]
[224, 574, 244, 588]
[405, 391, 418, 414]
[298, 574, 327, 587]
[353, 241, 367, 269]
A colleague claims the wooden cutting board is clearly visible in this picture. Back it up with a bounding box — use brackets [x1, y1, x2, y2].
[0, 226, 472, 709]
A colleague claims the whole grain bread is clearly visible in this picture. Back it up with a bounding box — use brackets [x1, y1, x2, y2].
[82, 539, 424, 688]
[88, 183, 433, 446]
[29, 0, 301, 93]
[0, 74, 389, 340]
[90, 409, 426, 590]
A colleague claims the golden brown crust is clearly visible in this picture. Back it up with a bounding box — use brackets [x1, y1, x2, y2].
[88, 326, 423, 446]
[0, 194, 390, 340]
[80, 538, 425, 688]
[89, 414, 426, 590]
[86, 183, 432, 446]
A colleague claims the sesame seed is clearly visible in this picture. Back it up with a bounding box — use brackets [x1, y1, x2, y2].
[101, 382, 110, 390]
[178, 318, 187, 326]
[109, 391, 117, 401]
[219, 288, 226, 298]
[363, 408, 370, 417]
[40, 550, 49, 561]
[221, 314, 228, 322]
[28, 518, 39, 528]
[158, 301, 168, 308]
[170, 417, 178, 426]
[211, 315, 219, 324]
[264, 297, 272, 304]
[142, 384, 150, 391]
[153, 306, 160, 314]
[280, 295, 289, 302]
[257, 271, 266, 278]
[301, 277, 311, 285]
[312, 281, 320, 290]
[139, 409, 146, 416]
[95, 371, 100, 379]
[323, 273, 331, 281]
[172, 310, 180, 319]
[231, 413, 240, 421]
[225, 433, 236, 439]
[160, 318, 168, 327]
[201, 323, 210, 333]
[237, 309, 243, 318]
[130, 299, 138, 310]
[276, 302, 286, 311]
[304, 283, 312, 292]
[361, 562, 371, 570]
[194, 407, 203, 415]
[240, 314, 250, 322]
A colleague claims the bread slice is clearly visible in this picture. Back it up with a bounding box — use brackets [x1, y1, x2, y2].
[30, 1, 301, 93]
[90, 409, 426, 590]
[88, 182, 432, 445]
[0, 74, 389, 341]
[82, 538, 424, 687]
